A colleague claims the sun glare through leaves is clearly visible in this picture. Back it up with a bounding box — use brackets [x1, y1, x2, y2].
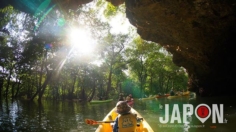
[68, 27, 96, 55]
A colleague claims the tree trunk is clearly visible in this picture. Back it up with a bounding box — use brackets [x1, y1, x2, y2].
[11, 82, 16, 99]
[88, 80, 96, 102]
[105, 66, 113, 99]
[30, 71, 52, 101]
[0, 78, 4, 99]
[14, 79, 21, 98]
[38, 71, 53, 102]
[68, 75, 76, 100]
[5, 70, 12, 99]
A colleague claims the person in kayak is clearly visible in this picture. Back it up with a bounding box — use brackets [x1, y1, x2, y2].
[126, 94, 134, 107]
[129, 94, 134, 101]
[170, 88, 175, 96]
[112, 101, 137, 132]
[118, 93, 125, 101]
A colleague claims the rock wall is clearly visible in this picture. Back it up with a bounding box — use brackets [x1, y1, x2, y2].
[122, 0, 236, 97]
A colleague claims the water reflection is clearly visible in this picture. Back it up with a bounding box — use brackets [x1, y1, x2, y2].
[0, 96, 235, 132]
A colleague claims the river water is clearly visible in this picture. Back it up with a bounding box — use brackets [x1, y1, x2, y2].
[0, 96, 235, 132]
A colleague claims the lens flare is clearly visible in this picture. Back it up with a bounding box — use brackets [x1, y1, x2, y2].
[34, 5, 55, 31]
[34, 0, 51, 17]
[57, 18, 66, 27]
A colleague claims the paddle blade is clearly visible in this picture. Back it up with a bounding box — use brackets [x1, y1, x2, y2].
[85, 119, 98, 125]
[85, 119, 114, 125]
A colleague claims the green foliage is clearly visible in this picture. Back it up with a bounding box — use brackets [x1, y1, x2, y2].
[0, 5, 17, 28]
[96, 0, 105, 7]
[0, 0, 188, 101]
[103, 2, 118, 18]
[125, 37, 188, 96]
[0, 6, 13, 13]
[122, 78, 141, 98]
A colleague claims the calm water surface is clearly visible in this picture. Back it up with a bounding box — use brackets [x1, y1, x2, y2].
[0, 96, 236, 132]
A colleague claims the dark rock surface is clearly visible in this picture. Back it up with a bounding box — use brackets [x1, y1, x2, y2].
[1, 0, 236, 97]
[123, 0, 236, 97]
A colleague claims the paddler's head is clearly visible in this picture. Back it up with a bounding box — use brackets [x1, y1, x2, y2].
[126, 96, 131, 101]
[115, 101, 131, 114]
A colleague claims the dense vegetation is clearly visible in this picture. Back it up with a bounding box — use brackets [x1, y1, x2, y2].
[0, 1, 188, 102]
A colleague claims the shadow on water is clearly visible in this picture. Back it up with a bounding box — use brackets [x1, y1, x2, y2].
[0, 96, 235, 132]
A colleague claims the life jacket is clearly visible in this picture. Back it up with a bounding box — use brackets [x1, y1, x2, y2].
[117, 113, 137, 132]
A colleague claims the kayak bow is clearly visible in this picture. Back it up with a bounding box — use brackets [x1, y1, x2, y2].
[95, 107, 154, 132]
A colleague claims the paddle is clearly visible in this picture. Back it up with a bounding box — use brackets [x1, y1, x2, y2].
[85, 119, 114, 125]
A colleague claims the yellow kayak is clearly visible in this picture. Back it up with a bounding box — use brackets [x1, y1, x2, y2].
[90, 99, 113, 104]
[167, 93, 189, 99]
[95, 107, 154, 132]
[167, 91, 190, 99]
[182, 91, 190, 96]
[167, 95, 182, 99]
[139, 95, 156, 100]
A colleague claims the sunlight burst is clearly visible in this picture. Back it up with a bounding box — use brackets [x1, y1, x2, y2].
[68, 28, 95, 54]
